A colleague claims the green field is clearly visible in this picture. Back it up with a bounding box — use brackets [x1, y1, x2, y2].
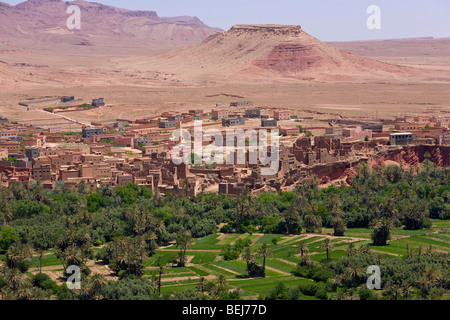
[20, 219, 449, 299]
[132, 219, 449, 297]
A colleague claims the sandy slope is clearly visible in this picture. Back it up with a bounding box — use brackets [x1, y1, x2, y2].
[123, 24, 434, 85]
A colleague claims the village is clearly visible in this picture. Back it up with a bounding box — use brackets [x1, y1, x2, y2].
[0, 98, 449, 196]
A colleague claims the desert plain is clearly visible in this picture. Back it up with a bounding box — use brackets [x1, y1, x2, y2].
[1, 1, 450, 129]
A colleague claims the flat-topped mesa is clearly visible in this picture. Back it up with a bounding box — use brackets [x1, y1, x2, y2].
[228, 24, 303, 37]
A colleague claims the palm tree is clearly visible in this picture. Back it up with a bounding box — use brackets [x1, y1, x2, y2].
[257, 243, 272, 277]
[241, 247, 254, 271]
[77, 282, 92, 301]
[343, 260, 365, 284]
[0, 210, 13, 226]
[205, 281, 217, 296]
[234, 188, 257, 232]
[346, 243, 357, 257]
[299, 253, 313, 267]
[319, 238, 334, 261]
[88, 274, 108, 300]
[59, 244, 84, 270]
[332, 216, 347, 236]
[176, 231, 192, 267]
[196, 277, 207, 295]
[296, 242, 309, 257]
[406, 244, 414, 259]
[37, 249, 45, 274]
[370, 217, 394, 246]
[282, 207, 300, 234]
[6, 243, 33, 269]
[125, 204, 163, 237]
[358, 244, 371, 255]
[419, 266, 442, 290]
[417, 246, 423, 256]
[157, 263, 165, 296]
[216, 275, 227, 294]
[333, 274, 343, 286]
[108, 236, 147, 276]
[17, 284, 36, 300]
[183, 178, 190, 197]
[5, 268, 24, 291]
[386, 282, 402, 300]
[402, 285, 414, 300]
[149, 273, 158, 294]
[151, 188, 163, 208]
[30, 180, 47, 203]
[303, 213, 322, 233]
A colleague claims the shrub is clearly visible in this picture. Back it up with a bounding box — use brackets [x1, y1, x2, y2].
[265, 282, 288, 300]
[312, 268, 335, 283]
[315, 288, 328, 300]
[298, 282, 318, 296]
[103, 277, 156, 300]
[221, 247, 240, 261]
[287, 287, 303, 300]
[0, 227, 19, 252]
[358, 288, 376, 300]
[173, 289, 206, 300]
[33, 273, 51, 288]
[247, 262, 265, 278]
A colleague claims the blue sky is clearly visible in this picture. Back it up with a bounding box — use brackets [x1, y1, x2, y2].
[3, 0, 450, 41]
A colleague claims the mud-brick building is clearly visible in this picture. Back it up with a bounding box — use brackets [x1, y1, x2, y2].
[222, 117, 246, 127]
[82, 127, 104, 139]
[274, 110, 290, 121]
[279, 127, 300, 136]
[32, 166, 52, 181]
[245, 109, 265, 118]
[261, 119, 278, 127]
[219, 182, 247, 195]
[390, 133, 414, 146]
[159, 120, 176, 129]
[211, 109, 229, 120]
[230, 101, 253, 107]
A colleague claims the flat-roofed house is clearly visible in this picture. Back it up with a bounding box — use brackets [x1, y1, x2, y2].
[222, 117, 246, 127]
[245, 109, 265, 118]
[159, 120, 176, 129]
[274, 110, 291, 121]
[211, 109, 229, 120]
[261, 119, 278, 128]
[390, 133, 414, 146]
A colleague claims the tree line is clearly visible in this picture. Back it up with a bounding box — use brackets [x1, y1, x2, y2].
[0, 160, 448, 299]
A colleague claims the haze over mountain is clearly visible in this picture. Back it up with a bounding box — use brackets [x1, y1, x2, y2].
[0, 0, 221, 53]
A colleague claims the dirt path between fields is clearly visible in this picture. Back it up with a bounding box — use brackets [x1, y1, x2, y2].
[212, 264, 240, 275]
[264, 266, 290, 276]
[29, 261, 118, 283]
[251, 234, 264, 244]
[276, 258, 297, 266]
[159, 249, 221, 252]
[161, 276, 200, 283]
[370, 249, 399, 256]
[278, 235, 306, 244]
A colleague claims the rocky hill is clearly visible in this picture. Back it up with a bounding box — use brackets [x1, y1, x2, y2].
[0, 0, 221, 51]
[129, 24, 419, 84]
